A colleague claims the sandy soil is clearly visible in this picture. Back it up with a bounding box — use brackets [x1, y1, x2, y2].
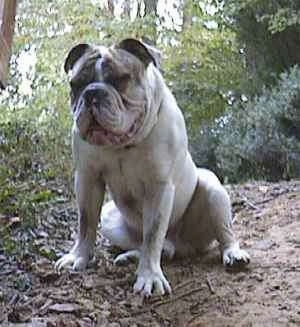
[1, 180, 299, 326]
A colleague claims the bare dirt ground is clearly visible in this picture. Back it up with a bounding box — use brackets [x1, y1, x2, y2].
[1, 180, 299, 326]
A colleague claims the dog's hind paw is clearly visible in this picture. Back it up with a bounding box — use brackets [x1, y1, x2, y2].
[114, 249, 140, 265]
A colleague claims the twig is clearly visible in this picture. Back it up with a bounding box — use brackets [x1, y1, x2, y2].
[36, 298, 54, 315]
[187, 313, 204, 326]
[131, 285, 204, 316]
[256, 197, 276, 205]
[8, 293, 19, 306]
[151, 286, 204, 308]
[173, 278, 196, 292]
[242, 196, 260, 211]
[206, 276, 215, 294]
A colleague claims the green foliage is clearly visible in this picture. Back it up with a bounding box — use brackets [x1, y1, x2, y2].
[164, 19, 244, 134]
[189, 124, 222, 179]
[146, 0, 249, 135]
[266, 7, 300, 33]
[225, 0, 300, 34]
[192, 66, 300, 183]
[224, 0, 300, 92]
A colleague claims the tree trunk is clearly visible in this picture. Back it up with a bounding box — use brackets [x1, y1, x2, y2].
[182, 0, 193, 30]
[144, 0, 157, 16]
[123, 0, 131, 17]
[0, 0, 17, 89]
[107, 0, 114, 17]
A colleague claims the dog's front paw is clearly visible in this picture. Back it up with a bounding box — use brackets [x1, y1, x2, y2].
[133, 266, 171, 297]
[55, 243, 92, 271]
[55, 252, 89, 271]
[222, 243, 250, 267]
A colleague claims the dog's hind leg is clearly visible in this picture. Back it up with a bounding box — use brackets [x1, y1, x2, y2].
[199, 169, 250, 266]
[178, 168, 250, 265]
[101, 200, 140, 252]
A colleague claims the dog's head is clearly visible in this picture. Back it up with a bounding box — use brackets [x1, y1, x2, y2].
[65, 38, 161, 146]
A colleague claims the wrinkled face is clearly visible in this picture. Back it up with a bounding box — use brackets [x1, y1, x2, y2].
[65, 39, 158, 146]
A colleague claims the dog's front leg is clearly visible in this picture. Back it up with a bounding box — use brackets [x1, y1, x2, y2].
[134, 182, 174, 297]
[55, 169, 105, 271]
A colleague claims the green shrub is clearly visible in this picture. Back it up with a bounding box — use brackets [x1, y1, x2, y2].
[216, 65, 300, 182]
[224, 0, 300, 93]
[191, 65, 300, 182]
[189, 124, 221, 179]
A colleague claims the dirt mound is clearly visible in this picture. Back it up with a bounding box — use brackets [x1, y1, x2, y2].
[1, 180, 299, 326]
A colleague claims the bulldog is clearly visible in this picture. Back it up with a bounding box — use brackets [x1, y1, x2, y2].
[55, 38, 250, 297]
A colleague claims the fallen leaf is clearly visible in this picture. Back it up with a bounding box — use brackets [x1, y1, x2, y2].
[38, 298, 54, 314]
[48, 303, 81, 314]
[259, 186, 268, 193]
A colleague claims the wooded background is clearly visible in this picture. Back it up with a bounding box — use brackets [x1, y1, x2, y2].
[0, 0, 299, 223]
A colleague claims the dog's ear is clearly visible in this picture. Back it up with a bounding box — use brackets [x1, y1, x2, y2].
[64, 43, 91, 74]
[117, 38, 161, 68]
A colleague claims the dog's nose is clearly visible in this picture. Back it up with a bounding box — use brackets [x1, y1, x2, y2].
[84, 88, 107, 106]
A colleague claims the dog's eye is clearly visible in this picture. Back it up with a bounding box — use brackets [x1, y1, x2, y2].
[70, 80, 85, 93]
[111, 73, 131, 91]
